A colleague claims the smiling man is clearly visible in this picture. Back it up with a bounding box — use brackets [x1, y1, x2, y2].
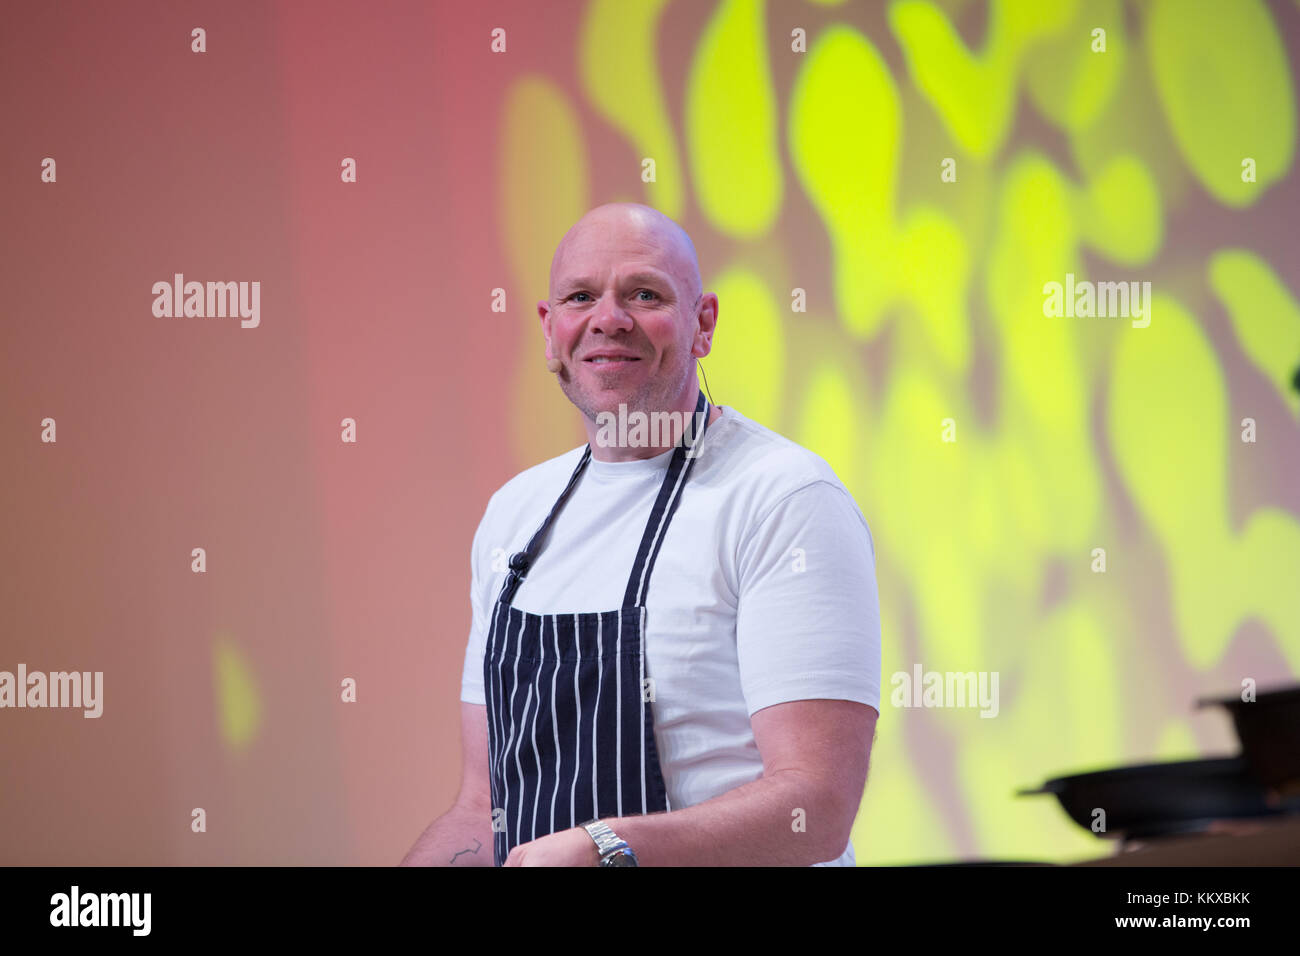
[402, 202, 881, 867]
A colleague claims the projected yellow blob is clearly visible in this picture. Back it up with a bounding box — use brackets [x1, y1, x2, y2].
[789, 26, 900, 337]
[1229, 514, 1300, 675]
[897, 207, 973, 373]
[502, 77, 592, 466]
[988, 153, 1078, 338]
[1209, 250, 1300, 419]
[1065, 31, 1191, 214]
[1024, 0, 1124, 133]
[1108, 295, 1229, 667]
[213, 639, 261, 751]
[580, 0, 683, 218]
[956, 604, 1123, 860]
[501, 79, 589, 288]
[687, 0, 782, 239]
[1155, 720, 1201, 761]
[853, 721, 959, 864]
[1107, 295, 1300, 673]
[1024, 0, 1128, 134]
[700, 267, 783, 426]
[1148, 0, 1295, 207]
[963, 737, 1099, 861]
[966, 441, 1007, 558]
[788, 26, 977, 356]
[1076, 154, 1162, 266]
[985, 435, 1050, 566]
[1028, 605, 1124, 771]
[987, 155, 1099, 552]
[889, 0, 1075, 159]
[498, 0, 1300, 865]
[797, 364, 860, 492]
[873, 368, 987, 668]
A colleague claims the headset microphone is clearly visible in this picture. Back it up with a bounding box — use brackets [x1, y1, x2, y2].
[546, 357, 563, 374]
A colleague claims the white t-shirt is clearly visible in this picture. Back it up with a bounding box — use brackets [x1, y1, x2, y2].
[459, 404, 881, 866]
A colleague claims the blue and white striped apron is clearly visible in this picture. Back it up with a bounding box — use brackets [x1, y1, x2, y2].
[484, 390, 711, 866]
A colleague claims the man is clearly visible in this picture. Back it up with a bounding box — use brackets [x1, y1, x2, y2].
[402, 203, 880, 867]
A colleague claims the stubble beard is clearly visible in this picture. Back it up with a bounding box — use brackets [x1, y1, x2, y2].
[561, 352, 693, 427]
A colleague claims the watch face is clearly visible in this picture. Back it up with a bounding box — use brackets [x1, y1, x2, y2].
[603, 849, 638, 867]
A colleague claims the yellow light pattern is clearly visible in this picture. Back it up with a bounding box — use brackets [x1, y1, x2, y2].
[499, 0, 1300, 863]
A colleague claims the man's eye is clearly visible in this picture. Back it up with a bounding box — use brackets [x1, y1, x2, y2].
[635, 290, 659, 301]
[568, 293, 591, 302]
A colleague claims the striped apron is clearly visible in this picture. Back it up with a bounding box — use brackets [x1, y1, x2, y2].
[483, 390, 711, 866]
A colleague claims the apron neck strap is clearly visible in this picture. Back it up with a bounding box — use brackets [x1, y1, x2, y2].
[498, 390, 712, 608]
[620, 389, 710, 608]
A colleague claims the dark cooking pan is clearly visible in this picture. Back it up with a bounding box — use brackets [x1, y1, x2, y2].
[1196, 683, 1300, 789]
[1017, 755, 1300, 840]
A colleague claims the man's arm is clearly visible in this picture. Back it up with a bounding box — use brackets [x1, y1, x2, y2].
[507, 697, 877, 866]
[604, 698, 876, 865]
[399, 702, 494, 866]
[606, 481, 880, 865]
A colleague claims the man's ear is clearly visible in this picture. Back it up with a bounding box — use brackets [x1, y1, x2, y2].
[692, 293, 718, 358]
[538, 299, 554, 353]
[692, 332, 712, 358]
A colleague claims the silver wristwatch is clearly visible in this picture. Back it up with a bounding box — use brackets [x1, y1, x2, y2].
[582, 819, 638, 867]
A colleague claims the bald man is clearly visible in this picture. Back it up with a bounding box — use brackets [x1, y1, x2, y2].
[402, 203, 881, 867]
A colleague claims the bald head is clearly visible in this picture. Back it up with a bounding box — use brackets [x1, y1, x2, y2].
[548, 203, 702, 306]
[539, 202, 718, 446]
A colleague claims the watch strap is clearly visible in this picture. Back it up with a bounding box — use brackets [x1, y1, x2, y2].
[582, 820, 637, 865]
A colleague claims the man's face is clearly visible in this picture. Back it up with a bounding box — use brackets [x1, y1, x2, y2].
[540, 215, 707, 422]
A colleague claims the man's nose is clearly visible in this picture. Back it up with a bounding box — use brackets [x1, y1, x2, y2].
[588, 293, 634, 334]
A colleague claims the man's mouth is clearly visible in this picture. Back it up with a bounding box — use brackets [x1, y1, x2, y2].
[583, 354, 642, 365]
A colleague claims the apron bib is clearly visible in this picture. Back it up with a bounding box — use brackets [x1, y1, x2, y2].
[483, 390, 711, 866]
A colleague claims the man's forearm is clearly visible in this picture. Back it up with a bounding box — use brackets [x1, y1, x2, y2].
[598, 769, 852, 866]
[400, 803, 494, 867]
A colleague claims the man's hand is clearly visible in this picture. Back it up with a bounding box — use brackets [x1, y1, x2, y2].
[503, 826, 602, 867]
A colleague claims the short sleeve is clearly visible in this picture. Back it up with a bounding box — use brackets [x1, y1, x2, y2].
[735, 481, 881, 716]
[459, 503, 490, 705]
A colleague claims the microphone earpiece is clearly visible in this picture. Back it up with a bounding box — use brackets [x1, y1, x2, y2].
[546, 357, 563, 374]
